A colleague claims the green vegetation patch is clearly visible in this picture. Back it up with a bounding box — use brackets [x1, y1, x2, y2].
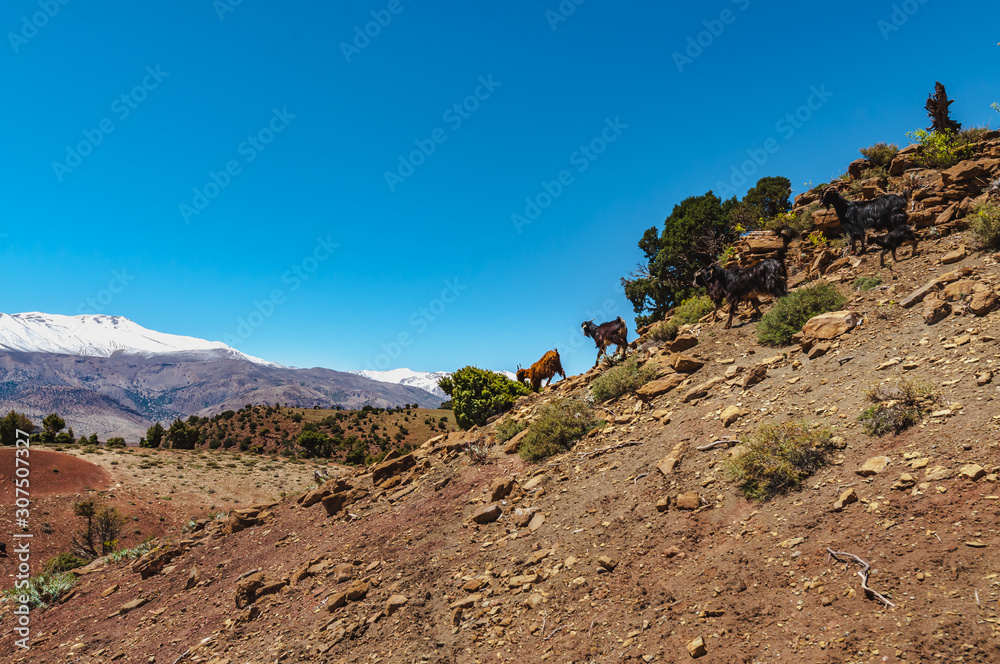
[726, 421, 836, 501]
[969, 201, 1000, 250]
[518, 399, 597, 463]
[439, 366, 530, 429]
[1, 573, 77, 608]
[756, 283, 846, 346]
[589, 357, 659, 404]
[493, 417, 527, 444]
[852, 275, 882, 292]
[858, 378, 936, 437]
[859, 142, 899, 168]
[650, 295, 715, 342]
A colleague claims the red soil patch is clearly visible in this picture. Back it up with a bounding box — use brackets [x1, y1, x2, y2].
[0, 449, 110, 500]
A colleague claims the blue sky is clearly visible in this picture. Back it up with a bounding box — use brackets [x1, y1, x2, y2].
[2, 1, 998, 378]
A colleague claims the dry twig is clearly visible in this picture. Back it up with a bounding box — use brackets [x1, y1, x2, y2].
[827, 548, 895, 608]
[697, 439, 740, 451]
[588, 609, 612, 637]
[543, 626, 564, 641]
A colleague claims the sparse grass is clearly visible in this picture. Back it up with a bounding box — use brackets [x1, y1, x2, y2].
[969, 201, 1000, 250]
[104, 539, 155, 563]
[858, 166, 889, 180]
[725, 421, 836, 501]
[0, 573, 77, 608]
[958, 126, 990, 147]
[518, 399, 597, 463]
[589, 357, 659, 403]
[493, 417, 527, 444]
[858, 377, 936, 437]
[757, 283, 847, 346]
[853, 275, 882, 292]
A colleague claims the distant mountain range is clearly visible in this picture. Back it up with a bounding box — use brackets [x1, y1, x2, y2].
[353, 368, 452, 399]
[0, 313, 444, 440]
[0, 312, 277, 365]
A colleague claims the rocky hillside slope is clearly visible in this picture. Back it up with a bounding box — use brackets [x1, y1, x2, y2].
[3, 145, 1000, 664]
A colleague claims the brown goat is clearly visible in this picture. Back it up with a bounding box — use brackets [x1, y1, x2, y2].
[516, 349, 566, 392]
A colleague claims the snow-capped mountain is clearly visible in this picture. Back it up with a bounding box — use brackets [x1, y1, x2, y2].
[355, 368, 519, 399]
[0, 312, 278, 365]
[354, 369, 452, 399]
[0, 312, 444, 439]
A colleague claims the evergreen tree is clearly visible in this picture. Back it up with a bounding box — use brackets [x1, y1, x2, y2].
[0, 411, 33, 446]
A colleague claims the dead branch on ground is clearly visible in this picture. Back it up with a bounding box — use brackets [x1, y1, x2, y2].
[827, 547, 896, 608]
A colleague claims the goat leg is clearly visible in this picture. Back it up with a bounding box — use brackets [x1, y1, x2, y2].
[726, 300, 737, 329]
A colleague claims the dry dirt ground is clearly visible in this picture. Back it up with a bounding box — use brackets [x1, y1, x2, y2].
[0, 447, 333, 583]
[2, 231, 1000, 664]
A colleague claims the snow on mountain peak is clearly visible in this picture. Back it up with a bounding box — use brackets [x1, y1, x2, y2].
[0, 312, 278, 365]
[354, 367, 518, 400]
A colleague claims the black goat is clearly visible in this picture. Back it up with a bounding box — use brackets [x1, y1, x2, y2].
[693, 259, 787, 329]
[581, 317, 628, 368]
[821, 188, 909, 254]
[869, 224, 918, 266]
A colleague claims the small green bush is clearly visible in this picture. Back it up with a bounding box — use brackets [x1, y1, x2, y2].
[518, 399, 597, 462]
[493, 417, 526, 444]
[589, 357, 659, 403]
[765, 208, 813, 235]
[969, 201, 1000, 250]
[852, 275, 882, 292]
[906, 129, 973, 169]
[439, 366, 531, 429]
[0, 573, 77, 608]
[652, 295, 716, 341]
[673, 295, 714, 326]
[43, 552, 86, 574]
[858, 378, 936, 437]
[726, 421, 836, 501]
[717, 244, 736, 266]
[756, 283, 846, 346]
[648, 321, 677, 342]
[859, 142, 899, 168]
[857, 166, 889, 181]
